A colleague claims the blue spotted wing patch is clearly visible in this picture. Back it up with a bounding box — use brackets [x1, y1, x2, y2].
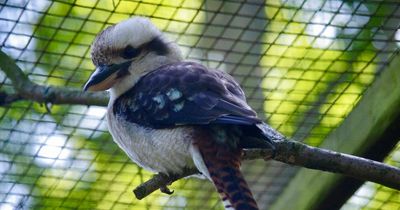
[113, 62, 261, 128]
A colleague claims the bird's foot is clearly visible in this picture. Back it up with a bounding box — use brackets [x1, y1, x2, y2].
[41, 86, 55, 113]
[160, 185, 174, 195]
[157, 172, 175, 195]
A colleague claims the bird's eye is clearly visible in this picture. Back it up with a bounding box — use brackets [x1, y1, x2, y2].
[121, 45, 141, 59]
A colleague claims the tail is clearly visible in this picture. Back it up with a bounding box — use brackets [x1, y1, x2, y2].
[193, 128, 259, 210]
[206, 157, 259, 210]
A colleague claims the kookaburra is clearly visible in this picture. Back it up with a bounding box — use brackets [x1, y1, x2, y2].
[84, 17, 276, 210]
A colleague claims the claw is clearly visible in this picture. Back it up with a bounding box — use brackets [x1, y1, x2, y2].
[39, 102, 52, 113]
[44, 102, 52, 113]
[156, 172, 175, 195]
[160, 185, 174, 195]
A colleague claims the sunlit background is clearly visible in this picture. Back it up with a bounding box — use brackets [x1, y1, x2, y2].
[0, 0, 400, 209]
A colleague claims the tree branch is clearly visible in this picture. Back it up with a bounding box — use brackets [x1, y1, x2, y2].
[1, 50, 399, 201]
[133, 138, 400, 200]
[0, 50, 108, 107]
[0, 91, 23, 106]
[133, 168, 200, 200]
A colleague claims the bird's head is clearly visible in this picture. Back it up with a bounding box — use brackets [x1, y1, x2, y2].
[83, 17, 182, 99]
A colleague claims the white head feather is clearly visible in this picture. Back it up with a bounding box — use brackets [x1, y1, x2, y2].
[110, 17, 162, 49]
[90, 17, 183, 103]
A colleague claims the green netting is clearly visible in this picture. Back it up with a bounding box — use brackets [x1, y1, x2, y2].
[341, 141, 400, 210]
[0, 0, 399, 209]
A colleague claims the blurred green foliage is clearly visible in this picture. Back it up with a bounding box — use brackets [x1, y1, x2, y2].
[1, 0, 399, 210]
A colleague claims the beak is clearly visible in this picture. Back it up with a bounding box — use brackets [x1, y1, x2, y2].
[83, 61, 131, 91]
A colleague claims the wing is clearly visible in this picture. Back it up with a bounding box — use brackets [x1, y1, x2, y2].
[113, 62, 262, 128]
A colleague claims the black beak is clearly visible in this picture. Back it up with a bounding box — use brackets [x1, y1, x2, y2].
[83, 60, 131, 91]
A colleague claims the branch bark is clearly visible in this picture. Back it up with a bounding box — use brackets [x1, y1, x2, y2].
[1, 50, 400, 200]
[0, 91, 23, 106]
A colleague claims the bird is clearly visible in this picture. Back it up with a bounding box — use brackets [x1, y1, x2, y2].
[83, 17, 276, 210]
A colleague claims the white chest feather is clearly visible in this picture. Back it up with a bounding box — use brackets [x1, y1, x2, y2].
[106, 110, 197, 175]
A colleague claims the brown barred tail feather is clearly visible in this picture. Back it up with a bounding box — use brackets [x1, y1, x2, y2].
[193, 127, 259, 210]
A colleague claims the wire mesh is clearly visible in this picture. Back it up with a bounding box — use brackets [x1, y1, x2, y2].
[0, 0, 399, 209]
[341, 141, 400, 210]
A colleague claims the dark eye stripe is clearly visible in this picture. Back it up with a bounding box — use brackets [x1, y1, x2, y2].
[147, 37, 168, 55]
[121, 45, 141, 59]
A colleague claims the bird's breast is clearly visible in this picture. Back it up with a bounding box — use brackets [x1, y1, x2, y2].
[106, 109, 196, 174]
